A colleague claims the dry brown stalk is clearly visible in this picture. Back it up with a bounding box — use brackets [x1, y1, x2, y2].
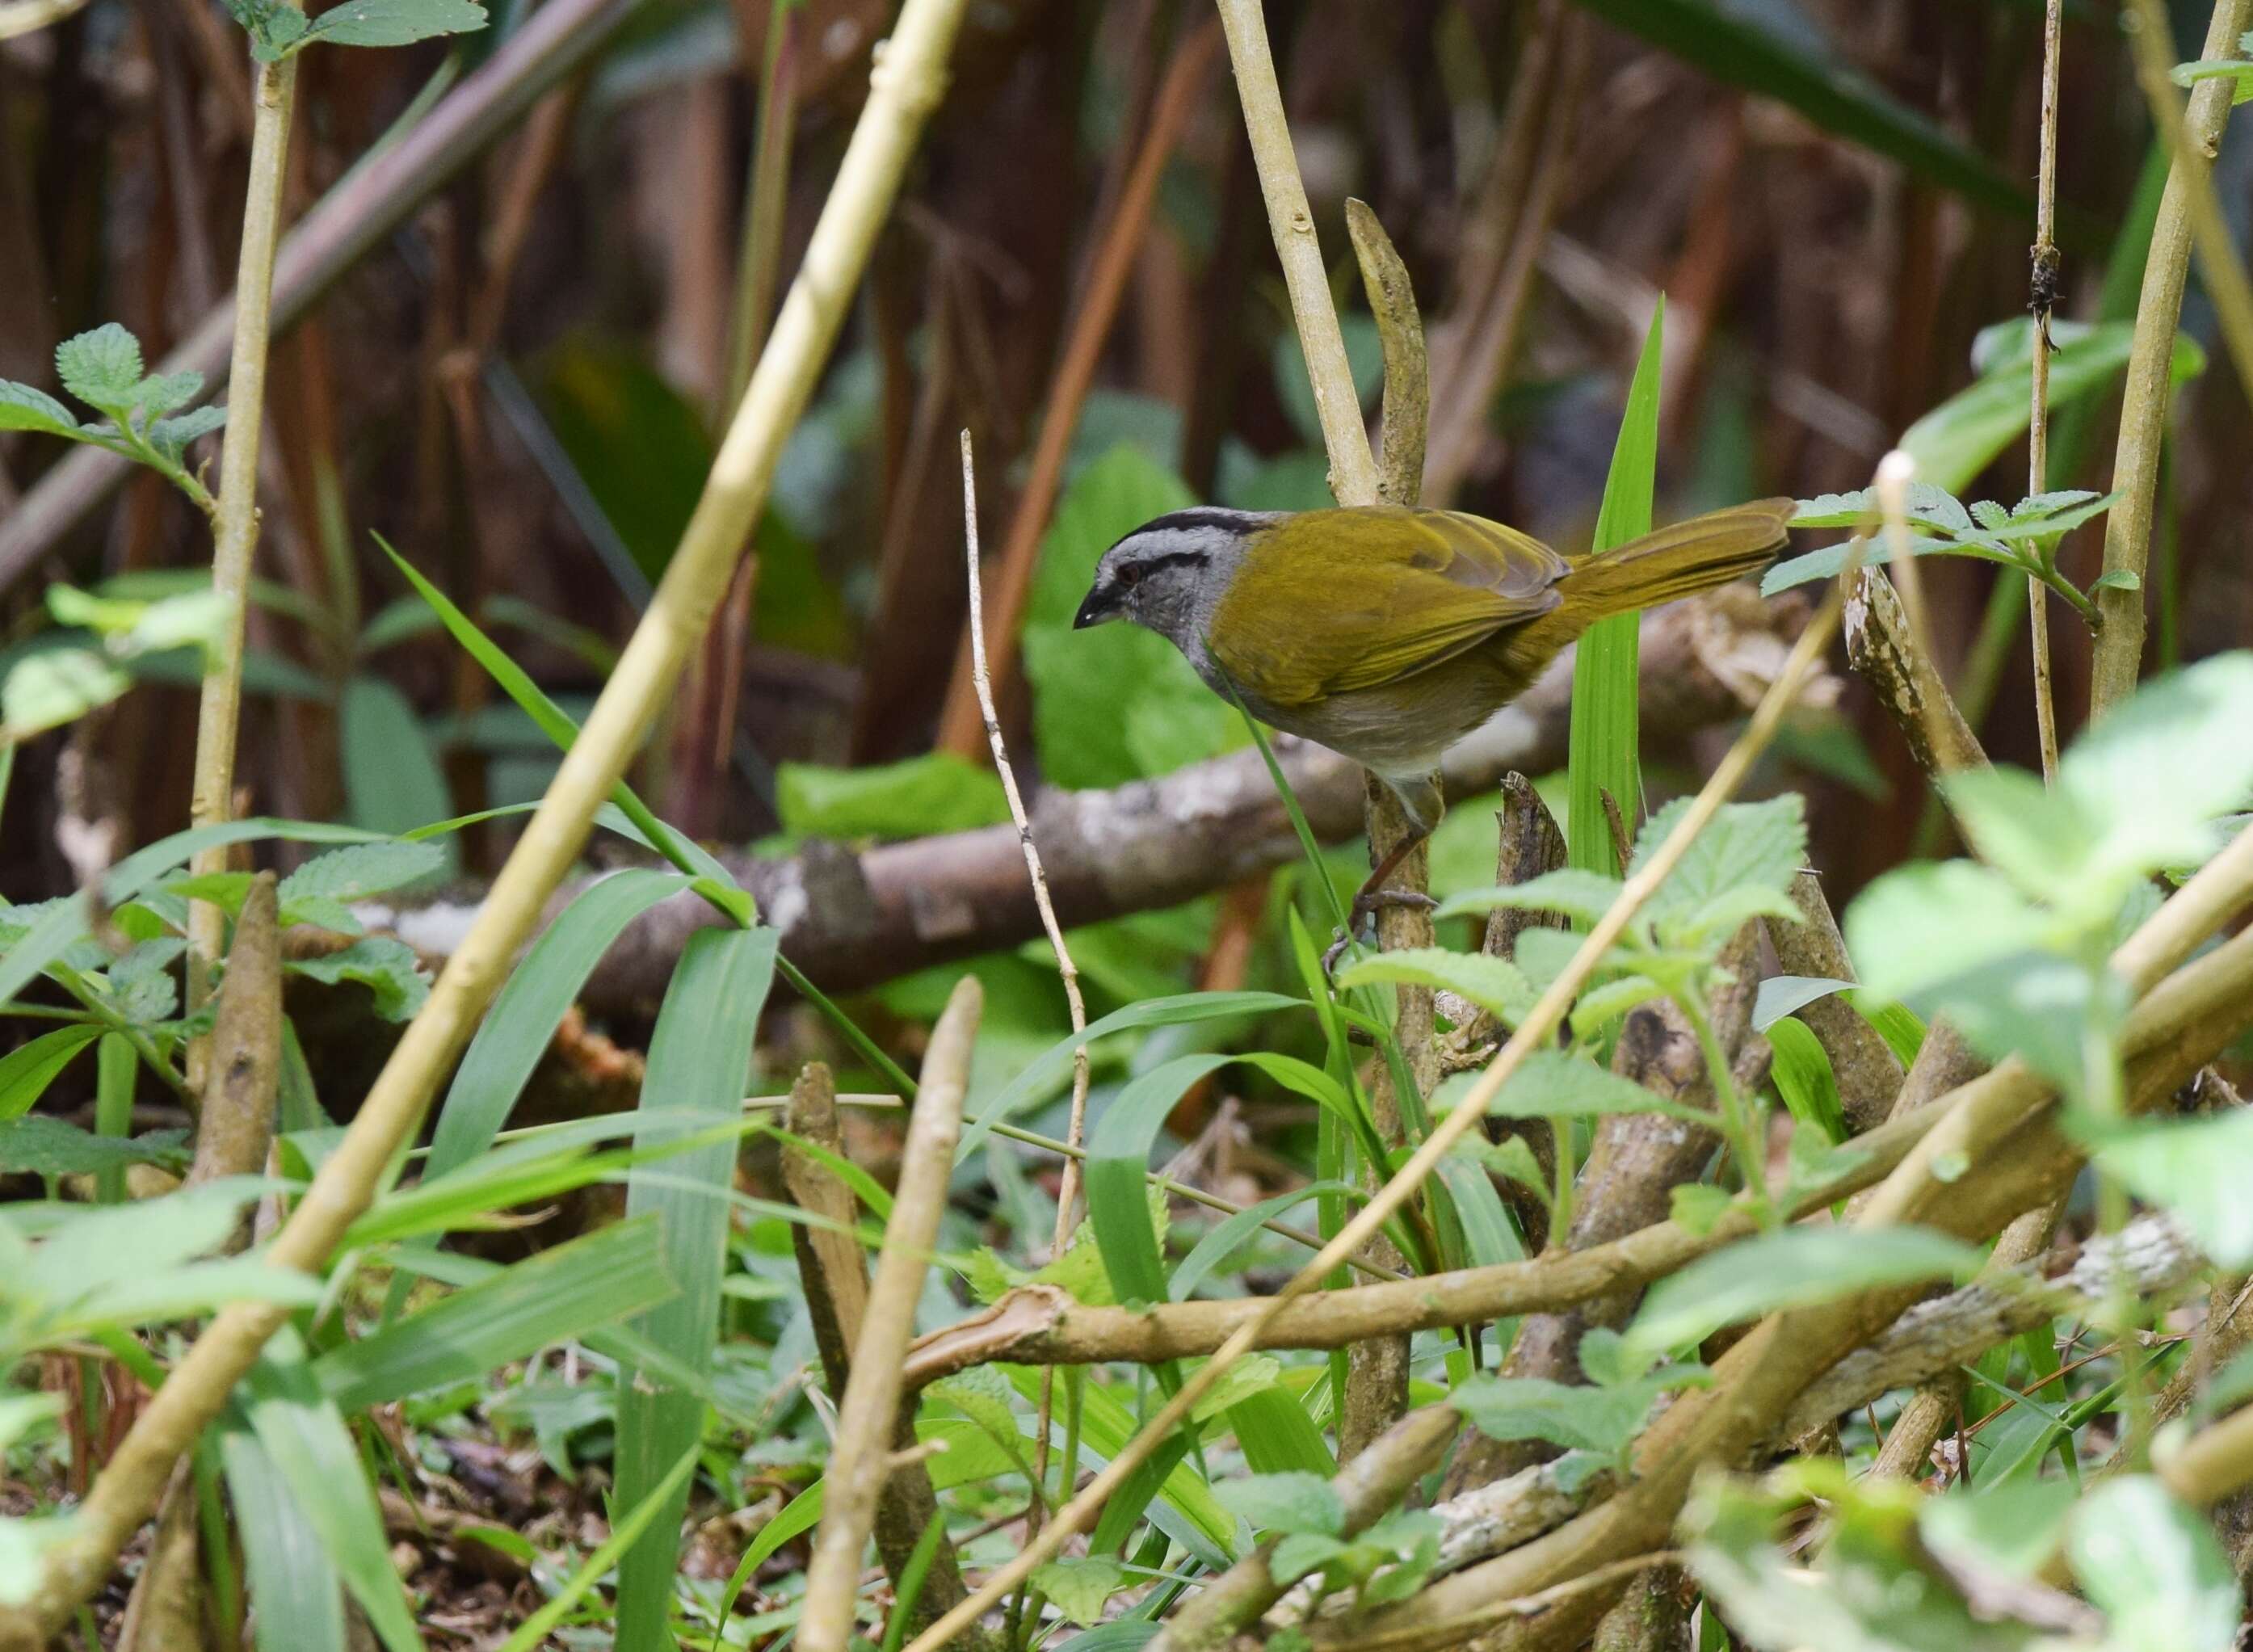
[798, 976, 982, 1652]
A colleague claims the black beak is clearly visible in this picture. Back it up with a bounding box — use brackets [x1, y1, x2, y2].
[1073, 583, 1116, 629]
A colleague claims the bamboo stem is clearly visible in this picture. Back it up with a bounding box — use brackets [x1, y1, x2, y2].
[184, 34, 303, 1077]
[2088, 0, 2253, 715]
[0, 5, 969, 1634]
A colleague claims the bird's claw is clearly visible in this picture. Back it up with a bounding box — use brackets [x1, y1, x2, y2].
[1322, 889, 1440, 977]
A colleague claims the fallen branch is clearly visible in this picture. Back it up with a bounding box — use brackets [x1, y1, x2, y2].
[899, 1093, 1947, 1386]
[799, 977, 981, 1652]
[381, 592, 1825, 1010]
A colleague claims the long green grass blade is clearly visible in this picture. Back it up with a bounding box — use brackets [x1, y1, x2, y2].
[221, 1423, 347, 1652]
[496, 1442, 702, 1652]
[237, 1331, 424, 1652]
[321, 1217, 677, 1410]
[1567, 299, 1666, 881]
[611, 926, 777, 1648]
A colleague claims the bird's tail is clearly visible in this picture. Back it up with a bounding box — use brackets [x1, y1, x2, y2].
[1557, 498, 1796, 620]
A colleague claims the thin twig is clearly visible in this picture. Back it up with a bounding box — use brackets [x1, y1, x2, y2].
[961, 428, 1092, 1553]
[185, 23, 304, 1081]
[799, 977, 982, 1652]
[899, 495, 1856, 1652]
[0, 5, 972, 1633]
[2025, 0, 2065, 782]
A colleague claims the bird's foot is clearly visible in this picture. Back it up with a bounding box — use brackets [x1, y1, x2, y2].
[1322, 889, 1440, 974]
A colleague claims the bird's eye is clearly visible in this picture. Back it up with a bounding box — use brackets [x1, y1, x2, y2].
[1116, 563, 1142, 589]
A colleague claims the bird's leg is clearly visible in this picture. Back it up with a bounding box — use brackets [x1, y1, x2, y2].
[1322, 828, 1436, 973]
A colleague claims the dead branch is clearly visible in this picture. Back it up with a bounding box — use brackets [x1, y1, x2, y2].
[798, 976, 982, 1652]
[782, 1063, 985, 1646]
[395, 593, 1822, 1013]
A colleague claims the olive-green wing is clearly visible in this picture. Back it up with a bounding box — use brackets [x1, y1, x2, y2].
[1210, 507, 1569, 708]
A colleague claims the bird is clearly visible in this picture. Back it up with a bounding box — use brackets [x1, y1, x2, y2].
[1072, 497, 1797, 952]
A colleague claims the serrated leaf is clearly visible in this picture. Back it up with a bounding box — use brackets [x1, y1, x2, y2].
[2086, 1108, 2253, 1267]
[0, 381, 79, 436]
[1334, 947, 1535, 1024]
[1844, 860, 2056, 1003]
[1633, 795, 1807, 949]
[133, 371, 203, 418]
[149, 405, 227, 461]
[3, 649, 131, 738]
[280, 841, 445, 914]
[0, 1117, 188, 1178]
[303, 0, 488, 48]
[1435, 868, 1624, 927]
[288, 938, 429, 1021]
[1269, 1532, 1348, 1587]
[1669, 1183, 1732, 1236]
[54, 325, 143, 410]
[1213, 1471, 1345, 1538]
[1452, 1368, 1702, 1457]
[1490, 1049, 1712, 1129]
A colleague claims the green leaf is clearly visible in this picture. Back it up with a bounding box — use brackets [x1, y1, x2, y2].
[317, 1217, 677, 1410]
[54, 324, 144, 410]
[0, 1117, 187, 1179]
[1764, 1017, 1846, 1145]
[237, 1332, 424, 1652]
[1627, 1225, 1980, 1357]
[1750, 974, 1853, 1030]
[148, 405, 227, 462]
[1489, 1049, 1713, 1129]
[2070, 1478, 2238, 1652]
[1917, 1477, 2074, 1583]
[1843, 860, 2055, 1003]
[776, 753, 1009, 839]
[278, 840, 446, 925]
[1570, 0, 2026, 216]
[2171, 53, 2253, 104]
[1335, 948, 1535, 1025]
[2086, 1109, 2253, 1268]
[1633, 794, 1807, 949]
[1451, 1366, 1704, 1457]
[0, 382, 79, 437]
[0, 1026, 103, 1121]
[1034, 1557, 1127, 1628]
[611, 927, 776, 1646]
[3, 649, 132, 738]
[221, 1427, 347, 1652]
[423, 869, 695, 1182]
[339, 677, 457, 876]
[302, 0, 488, 47]
[2059, 654, 2253, 891]
[1435, 867, 1624, 927]
[288, 938, 430, 1022]
[1213, 1471, 1344, 1538]
[1269, 1532, 1349, 1587]
[1567, 299, 1664, 884]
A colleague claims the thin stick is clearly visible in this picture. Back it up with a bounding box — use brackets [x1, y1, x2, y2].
[2025, 0, 2065, 782]
[185, 24, 304, 1078]
[798, 977, 982, 1652]
[2089, 0, 2253, 715]
[0, 3, 971, 1633]
[900, 504, 1855, 1652]
[961, 428, 1093, 1543]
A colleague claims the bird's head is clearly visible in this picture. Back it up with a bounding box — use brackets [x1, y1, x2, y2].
[1073, 507, 1273, 649]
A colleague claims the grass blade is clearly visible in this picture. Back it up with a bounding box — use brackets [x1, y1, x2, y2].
[1567, 298, 1665, 881]
[611, 926, 778, 1646]
[221, 1423, 347, 1652]
[495, 1442, 701, 1652]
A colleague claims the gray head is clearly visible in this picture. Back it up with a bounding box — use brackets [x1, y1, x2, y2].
[1072, 508, 1274, 660]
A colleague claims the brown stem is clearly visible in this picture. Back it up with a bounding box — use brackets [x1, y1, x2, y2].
[782, 1063, 985, 1646]
[1768, 870, 1902, 1135]
[798, 979, 983, 1652]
